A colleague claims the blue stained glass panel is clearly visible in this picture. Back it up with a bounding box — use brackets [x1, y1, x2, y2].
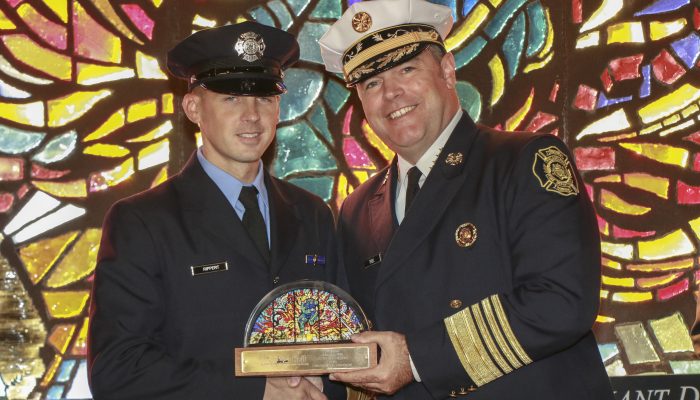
[46, 385, 64, 399]
[596, 93, 633, 109]
[484, 0, 528, 39]
[65, 360, 91, 399]
[456, 81, 482, 122]
[274, 122, 336, 178]
[503, 11, 526, 79]
[309, 104, 333, 142]
[311, 0, 341, 19]
[288, 176, 334, 201]
[525, 2, 547, 57]
[31, 131, 77, 164]
[0, 125, 45, 154]
[598, 343, 620, 363]
[454, 37, 487, 69]
[640, 64, 651, 98]
[56, 359, 76, 383]
[322, 79, 350, 114]
[287, 0, 312, 15]
[280, 69, 324, 122]
[462, 0, 478, 17]
[298, 22, 331, 64]
[634, 0, 690, 16]
[249, 6, 276, 27]
[0, 78, 30, 98]
[670, 32, 700, 68]
[268, 0, 293, 30]
[429, 0, 457, 21]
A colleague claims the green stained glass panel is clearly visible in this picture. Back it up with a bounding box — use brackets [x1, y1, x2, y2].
[286, 0, 312, 15]
[0, 125, 45, 154]
[298, 22, 331, 64]
[280, 69, 323, 122]
[526, 1, 547, 57]
[503, 11, 526, 79]
[322, 79, 350, 114]
[456, 81, 482, 122]
[268, 0, 293, 30]
[250, 6, 275, 27]
[310, 0, 341, 19]
[484, 0, 528, 39]
[274, 121, 336, 178]
[454, 37, 487, 69]
[309, 104, 333, 142]
[288, 176, 334, 201]
[31, 131, 77, 164]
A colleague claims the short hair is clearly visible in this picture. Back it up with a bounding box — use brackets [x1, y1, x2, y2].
[425, 44, 447, 63]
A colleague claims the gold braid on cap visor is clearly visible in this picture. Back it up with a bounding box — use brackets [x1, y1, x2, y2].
[342, 29, 442, 81]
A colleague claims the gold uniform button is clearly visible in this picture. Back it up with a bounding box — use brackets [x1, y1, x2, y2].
[458, 387, 468, 395]
[449, 390, 457, 398]
[449, 299, 462, 309]
[468, 385, 477, 392]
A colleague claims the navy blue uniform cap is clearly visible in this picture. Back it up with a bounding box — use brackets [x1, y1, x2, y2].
[167, 21, 299, 96]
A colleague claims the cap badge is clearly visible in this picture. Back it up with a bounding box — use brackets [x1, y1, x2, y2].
[445, 152, 464, 166]
[455, 223, 477, 248]
[235, 31, 266, 62]
[352, 12, 372, 33]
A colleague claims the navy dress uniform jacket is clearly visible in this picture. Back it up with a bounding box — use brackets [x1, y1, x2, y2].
[88, 154, 346, 399]
[337, 114, 614, 399]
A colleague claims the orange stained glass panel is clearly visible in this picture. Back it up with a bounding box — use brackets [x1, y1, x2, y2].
[47, 323, 76, 354]
[18, 230, 80, 284]
[626, 257, 694, 273]
[42, 290, 90, 319]
[17, 3, 67, 50]
[46, 228, 102, 288]
[70, 317, 89, 356]
[48, 90, 113, 128]
[636, 272, 685, 289]
[73, 1, 122, 63]
[1, 34, 71, 80]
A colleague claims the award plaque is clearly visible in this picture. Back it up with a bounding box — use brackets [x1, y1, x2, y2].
[235, 280, 377, 376]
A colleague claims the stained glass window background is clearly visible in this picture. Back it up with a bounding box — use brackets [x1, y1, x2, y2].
[0, 0, 698, 398]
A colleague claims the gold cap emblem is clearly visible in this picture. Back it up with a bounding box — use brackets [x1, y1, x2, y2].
[352, 12, 372, 33]
[234, 32, 266, 62]
[455, 223, 477, 247]
[445, 152, 464, 166]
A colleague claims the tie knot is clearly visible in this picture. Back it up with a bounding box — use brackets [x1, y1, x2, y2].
[407, 166, 422, 186]
[239, 186, 259, 209]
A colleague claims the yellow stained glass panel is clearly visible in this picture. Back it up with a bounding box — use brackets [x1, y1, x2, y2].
[681, 103, 698, 119]
[599, 132, 638, 142]
[193, 14, 217, 28]
[601, 240, 634, 260]
[70, 317, 89, 355]
[128, 120, 173, 143]
[602, 275, 635, 287]
[602, 257, 622, 270]
[42, 290, 90, 318]
[0, 100, 45, 127]
[84, 143, 130, 158]
[638, 229, 695, 261]
[151, 0, 163, 7]
[638, 83, 700, 124]
[444, 4, 489, 51]
[619, 143, 689, 168]
[607, 22, 645, 44]
[47, 324, 76, 354]
[488, 55, 505, 106]
[0, 7, 16, 29]
[622, 173, 669, 199]
[597, 315, 615, 323]
[363, 121, 394, 162]
[537, 8, 554, 58]
[576, 31, 600, 49]
[40, 354, 62, 387]
[576, 109, 631, 140]
[627, 257, 694, 273]
[595, 174, 621, 183]
[138, 139, 170, 170]
[524, 52, 553, 73]
[162, 93, 174, 114]
[18, 231, 79, 284]
[32, 179, 88, 198]
[48, 90, 112, 128]
[89, 0, 143, 46]
[649, 19, 687, 41]
[43, 0, 68, 22]
[580, 0, 623, 32]
[127, 99, 158, 122]
[151, 166, 168, 188]
[600, 189, 651, 215]
[659, 119, 696, 137]
[611, 291, 653, 303]
[1, 34, 70, 80]
[636, 272, 685, 289]
[649, 312, 695, 353]
[89, 158, 135, 191]
[663, 114, 681, 126]
[84, 108, 126, 142]
[614, 323, 660, 363]
[135, 51, 168, 79]
[505, 88, 534, 131]
[77, 62, 135, 85]
[46, 228, 101, 288]
[686, 215, 700, 240]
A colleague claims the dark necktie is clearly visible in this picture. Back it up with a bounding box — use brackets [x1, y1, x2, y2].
[404, 166, 422, 215]
[239, 186, 270, 264]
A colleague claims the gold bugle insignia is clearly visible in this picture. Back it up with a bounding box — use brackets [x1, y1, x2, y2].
[532, 146, 579, 196]
[445, 152, 464, 166]
[455, 223, 477, 247]
[352, 12, 372, 33]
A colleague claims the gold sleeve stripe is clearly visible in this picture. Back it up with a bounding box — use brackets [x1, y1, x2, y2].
[445, 307, 503, 386]
[471, 303, 513, 374]
[481, 297, 523, 369]
[490, 294, 533, 365]
[342, 31, 442, 76]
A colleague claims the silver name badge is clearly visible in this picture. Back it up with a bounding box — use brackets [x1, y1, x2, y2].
[364, 254, 382, 269]
[191, 261, 229, 276]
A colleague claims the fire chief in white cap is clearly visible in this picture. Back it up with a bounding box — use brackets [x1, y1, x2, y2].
[320, 1, 614, 399]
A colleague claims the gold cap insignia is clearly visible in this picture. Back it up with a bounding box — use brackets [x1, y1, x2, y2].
[352, 12, 372, 33]
[234, 32, 266, 62]
[445, 152, 464, 166]
[532, 146, 579, 196]
[455, 223, 477, 247]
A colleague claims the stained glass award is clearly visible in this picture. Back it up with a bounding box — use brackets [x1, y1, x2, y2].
[235, 280, 377, 376]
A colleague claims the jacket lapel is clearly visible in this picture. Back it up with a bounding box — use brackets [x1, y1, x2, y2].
[374, 115, 479, 289]
[174, 154, 268, 270]
[266, 174, 300, 277]
[368, 162, 397, 253]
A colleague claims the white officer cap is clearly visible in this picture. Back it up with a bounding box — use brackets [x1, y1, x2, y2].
[319, 0, 453, 86]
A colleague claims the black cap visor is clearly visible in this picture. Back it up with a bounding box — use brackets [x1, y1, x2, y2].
[193, 73, 286, 96]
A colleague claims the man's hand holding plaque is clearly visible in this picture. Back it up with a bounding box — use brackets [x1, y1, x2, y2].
[235, 281, 378, 376]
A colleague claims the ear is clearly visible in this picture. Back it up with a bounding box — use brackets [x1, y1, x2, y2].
[181, 91, 201, 125]
[440, 52, 457, 89]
